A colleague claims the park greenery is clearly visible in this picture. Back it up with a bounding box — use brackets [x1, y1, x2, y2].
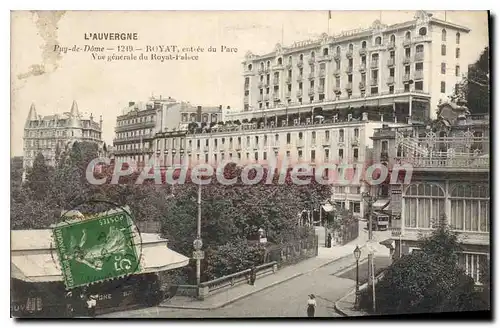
[359, 219, 490, 314]
[12, 141, 332, 282]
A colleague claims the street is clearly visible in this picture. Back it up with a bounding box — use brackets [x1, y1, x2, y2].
[101, 253, 391, 318]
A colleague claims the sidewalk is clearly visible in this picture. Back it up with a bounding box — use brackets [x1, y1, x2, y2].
[159, 235, 376, 310]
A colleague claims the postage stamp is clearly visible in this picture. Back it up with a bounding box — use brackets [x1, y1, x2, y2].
[52, 206, 142, 289]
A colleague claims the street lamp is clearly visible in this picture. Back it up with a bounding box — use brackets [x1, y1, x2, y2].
[353, 245, 362, 310]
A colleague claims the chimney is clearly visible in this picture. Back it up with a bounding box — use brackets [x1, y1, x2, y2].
[219, 105, 222, 110]
[197, 106, 202, 122]
[129, 101, 135, 107]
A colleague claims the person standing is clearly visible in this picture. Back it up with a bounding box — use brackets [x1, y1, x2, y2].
[86, 294, 97, 318]
[307, 294, 316, 317]
[249, 266, 257, 286]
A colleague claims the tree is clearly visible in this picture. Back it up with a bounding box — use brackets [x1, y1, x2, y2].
[24, 152, 54, 201]
[359, 223, 489, 314]
[451, 47, 489, 114]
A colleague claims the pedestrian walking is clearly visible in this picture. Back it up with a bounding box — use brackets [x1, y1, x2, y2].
[249, 266, 257, 286]
[86, 294, 97, 317]
[307, 294, 316, 317]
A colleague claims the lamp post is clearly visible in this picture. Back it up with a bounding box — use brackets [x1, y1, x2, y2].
[353, 245, 361, 309]
[362, 191, 377, 313]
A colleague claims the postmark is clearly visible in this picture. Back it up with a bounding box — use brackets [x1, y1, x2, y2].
[52, 202, 142, 289]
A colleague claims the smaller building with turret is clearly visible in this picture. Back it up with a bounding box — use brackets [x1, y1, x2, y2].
[23, 100, 104, 170]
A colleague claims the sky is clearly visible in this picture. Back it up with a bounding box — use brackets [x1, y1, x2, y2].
[10, 10, 489, 156]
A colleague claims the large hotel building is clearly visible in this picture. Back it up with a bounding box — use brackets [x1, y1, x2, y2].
[152, 11, 473, 219]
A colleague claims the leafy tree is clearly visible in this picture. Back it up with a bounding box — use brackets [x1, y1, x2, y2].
[359, 223, 489, 314]
[24, 152, 54, 201]
[450, 46, 489, 114]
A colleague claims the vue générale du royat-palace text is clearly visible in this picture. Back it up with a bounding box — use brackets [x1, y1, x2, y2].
[53, 33, 240, 62]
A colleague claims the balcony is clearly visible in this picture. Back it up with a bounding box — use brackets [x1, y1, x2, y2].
[258, 68, 265, 74]
[258, 94, 264, 101]
[296, 90, 303, 97]
[285, 90, 292, 98]
[308, 57, 315, 65]
[346, 66, 353, 74]
[414, 52, 424, 62]
[264, 81, 270, 87]
[264, 94, 270, 101]
[370, 60, 379, 69]
[244, 83, 249, 90]
[387, 58, 395, 67]
[297, 74, 303, 81]
[403, 56, 411, 64]
[308, 72, 315, 79]
[333, 53, 341, 61]
[285, 76, 292, 84]
[359, 81, 366, 90]
[387, 76, 395, 85]
[403, 73, 411, 82]
[346, 50, 353, 59]
[333, 87, 341, 94]
[308, 89, 315, 96]
[273, 78, 280, 85]
[333, 68, 341, 76]
[359, 63, 367, 72]
[413, 35, 432, 43]
[322, 138, 330, 146]
[273, 94, 280, 101]
[359, 48, 367, 56]
[257, 81, 264, 88]
[297, 139, 305, 148]
[272, 64, 284, 70]
[113, 133, 156, 143]
[414, 70, 424, 80]
[317, 54, 333, 62]
[319, 69, 326, 77]
[345, 82, 353, 91]
[370, 79, 378, 86]
[387, 41, 396, 50]
[403, 38, 412, 46]
[244, 95, 249, 103]
[317, 85, 325, 94]
[264, 67, 271, 73]
[297, 60, 304, 68]
[243, 68, 254, 76]
[286, 63, 293, 69]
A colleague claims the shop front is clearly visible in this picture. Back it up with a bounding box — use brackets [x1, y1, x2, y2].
[11, 229, 190, 318]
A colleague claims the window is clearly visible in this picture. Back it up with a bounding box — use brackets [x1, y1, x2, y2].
[389, 85, 395, 94]
[263, 152, 267, 160]
[349, 44, 353, 51]
[441, 29, 447, 42]
[354, 128, 359, 138]
[336, 46, 341, 54]
[441, 62, 446, 74]
[323, 48, 328, 56]
[286, 151, 290, 158]
[419, 27, 427, 36]
[277, 57, 282, 65]
[375, 36, 381, 45]
[455, 65, 460, 77]
[298, 150, 303, 158]
[353, 148, 359, 159]
[338, 149, 344, 159]
[352, 202, 361, 213]
[404, 83, 410, 92]
[415, 81, 423, 91]
[458, 253, 487, 284]
[441, 45, 446, 56]
[311, 150, 316, 162]
[325, 130, 330, 141]
[456, 32, 461, 44]
[450, 184, 489, 232]
[441, 81, 446, 93]
[286, 133, 291, 144]
[311, 131, 316, 141]
[390, 34, 396, 43]
[361, 41, 366, 48]
[456, 48, 460, 59]
[339, 129, 344, 142]
[325, 149, 330, 160]
[404, 183, 446, 228]
[255, 152, 258, 160]
[405, 31, 411, 40]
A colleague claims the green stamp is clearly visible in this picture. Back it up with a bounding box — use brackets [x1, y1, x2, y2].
[53, 208, 141, 289]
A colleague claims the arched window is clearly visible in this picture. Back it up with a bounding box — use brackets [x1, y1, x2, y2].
[288, 56, 292, 64]
[361, 41, 367, 49]
[450, 184, 489, 232]
[456, 32, 461, 44]
[311, 131, 316, 139]
[248, 64, 252, 71]
[336, 46, 341, 54]
[323, 48, 328, 56]
[405, 31, 411, 40]
[299, 54, 304, 60]
[375, 36, 382, 45]
[442, 29, 447, 42]
[277, 57, 282, 65]
[404, 183, 445, 228]
[298, 132, 303, 139]
[419, 27, 427, 36]
[266, 60, 270, 68]
[260, 62, 264, 70]
[349, 44, 353, 51]
[390, 34, 396, 43]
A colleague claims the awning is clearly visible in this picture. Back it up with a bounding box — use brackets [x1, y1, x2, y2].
[322, 204, 335, 212]
[11, 230, 190, 283]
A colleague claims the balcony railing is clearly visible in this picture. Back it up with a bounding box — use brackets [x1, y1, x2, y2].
[387, 76, 395, 84]
[308, 72, 315, 79]
[396, 154, 489, 169]
[308, 57, 315, 65]
[317, 55, 332, 62]
[403, 38, 412, 46]
[370, 60, 379, 69]
[359, 81, 366, 90]
[308, 89, 315, 96]
[296, 90, 303, 97]
[285, 90, 292, 98]
[345, 82, 353, 90]
[359, 63, 366, 72]
[333, 53, 341, 61]
[272, 64, 284, 70]
[258, 68, 265, 74]
[370, 79, 378, 86]
[387, 58, 395, 67]
[264, 94, 270, 101]
[273, 78, 280, 85]
[285, 76, 292, 84]
[403, 55, 411, 64]
[286, 63, 293, 69]
[333, 68, 341, 76]
[319, 69, 326, 77]
[258, 81, 264, 88]
[414, 52, 424, 62]
[346, 50, 353, 59]
[346, 66, 353, 74]
[297, 74, 303, 81]
[317, 85, 325, 93]
[297, 60, 304, 68]
[359, 48, 367, 56]
[403, 73, 411, 82]
[114, 133, 156, 142]
[414, 70, 424, 80]
[333, 86, 341, 94]
[387, 41, 396, 50]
